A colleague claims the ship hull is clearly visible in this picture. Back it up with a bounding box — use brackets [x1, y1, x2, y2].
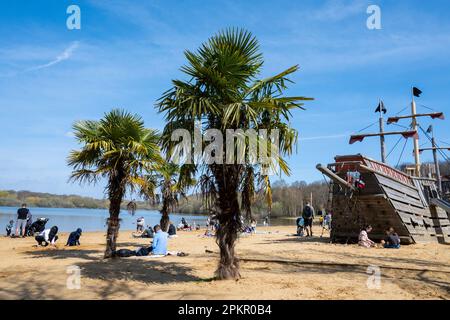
[319, 155, 450, 244]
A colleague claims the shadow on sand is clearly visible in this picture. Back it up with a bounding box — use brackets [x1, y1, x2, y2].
[0, 246, 204, 299]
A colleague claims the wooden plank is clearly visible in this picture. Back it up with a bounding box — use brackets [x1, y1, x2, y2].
[376, 174, 421, 199]
[383, 187, 423, 206]
[390, 200, 430, 217]
[431, 218, 450, 227]
[385, 191, 424, 208]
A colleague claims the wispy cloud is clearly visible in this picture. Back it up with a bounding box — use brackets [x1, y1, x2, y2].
[25, 41, 79, 72]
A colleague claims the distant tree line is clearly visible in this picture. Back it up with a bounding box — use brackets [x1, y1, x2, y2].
[0, 190, 150, 210]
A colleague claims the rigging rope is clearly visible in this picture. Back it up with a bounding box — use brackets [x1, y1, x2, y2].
[386, 136, 403, 160]
[390, 122, 410, 130]
[395, 105, 409, 115]
[418, 125, 450, 163]
[418, 104, 437, 112]
[356, 120, 378, 133]
[396, 138, 408, 168]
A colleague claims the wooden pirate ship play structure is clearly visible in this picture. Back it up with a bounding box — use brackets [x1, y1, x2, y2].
[317, 87, 450, 244]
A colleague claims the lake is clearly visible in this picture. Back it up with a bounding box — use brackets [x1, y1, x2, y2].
[0, 206, 296, 235]
[0, 206, 208, 234]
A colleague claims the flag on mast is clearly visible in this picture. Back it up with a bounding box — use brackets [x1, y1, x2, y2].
[375, 100, 387, 114]
[426, 125, 433, 134]
[413, 87, 422, 97]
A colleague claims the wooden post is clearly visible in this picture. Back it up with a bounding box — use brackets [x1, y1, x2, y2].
[379, 99, 386, 163]
[430, 126, 443, 194]
[411, 89, 421, 177]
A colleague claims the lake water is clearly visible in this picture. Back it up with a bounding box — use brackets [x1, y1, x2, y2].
[0, 206, 208, 234]
[0, 206, 296, 235]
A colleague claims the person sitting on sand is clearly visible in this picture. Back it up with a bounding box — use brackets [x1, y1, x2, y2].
[152, 224, 168, 255]
[136, 217, 145, 233]
[35, 226, 59, 247]
[381, 227, 400, 249]
[142, 226, 154, 238]
[113, 225, 169, 257]
[358, 225, 376, 248]
[181, 217, 189, 228]
[168, 222, 177, 237]
[203, 228, 214, 237]
[66, 228, 82, 246]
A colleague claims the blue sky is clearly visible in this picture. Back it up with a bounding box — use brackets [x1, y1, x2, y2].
[0, 0, 449, 198]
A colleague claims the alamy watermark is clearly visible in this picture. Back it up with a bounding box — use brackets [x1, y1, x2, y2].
[66, 265, 81, 289]
[66, 5, 81, 30]
[366, 5, 381, 30]
[169, 122, 281, 175]
[366, 265, 381, 289]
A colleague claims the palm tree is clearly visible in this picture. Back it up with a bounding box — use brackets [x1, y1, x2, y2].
[68, 109, 163, 258]
[157, 28, 312, 279]
[141, 163, 193, 231]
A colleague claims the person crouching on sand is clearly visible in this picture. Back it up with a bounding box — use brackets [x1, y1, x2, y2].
[6, 220, 14, 237]
[35, 226, 59, 247]
[66, 228, 82, 246]
[358, 225, 376, 248]
[381, 227, 401, 249]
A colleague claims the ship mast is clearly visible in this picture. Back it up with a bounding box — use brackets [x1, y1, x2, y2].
[419, 125, 450, 195]
[411, 88, 421, 176]
[387, 87, 445, 177]
[349, 99, 418, 164]
[378, 98, 387, 163]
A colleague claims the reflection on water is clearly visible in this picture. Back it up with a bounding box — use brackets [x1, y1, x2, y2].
[0, 206, 296, 234]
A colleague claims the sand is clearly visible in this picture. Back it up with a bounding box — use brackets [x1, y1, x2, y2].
[0, 225, 448, 300]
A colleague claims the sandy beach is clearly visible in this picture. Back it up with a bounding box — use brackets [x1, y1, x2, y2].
[0, 225, 448, 300]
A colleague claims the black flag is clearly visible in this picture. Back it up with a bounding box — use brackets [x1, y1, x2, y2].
[375, 100, 387, 114]
[413, 87, 422, 97]
[426, 125, 433, 134]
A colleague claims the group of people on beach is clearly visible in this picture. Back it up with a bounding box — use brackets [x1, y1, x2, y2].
[114, 223, 188, 258]
[294, 202, 401, 249]
[296, 202, 332, 237]
[133, 217, 177, 238]
[5, 203, 83, 247]
[5, 202, 402, 252]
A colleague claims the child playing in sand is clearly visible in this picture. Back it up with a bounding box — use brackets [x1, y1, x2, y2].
[381, 227, 401, 249]
[6, 220, 14, 236]
[296, 216, 305, 236]
[358, 225, 376, 248]
[320, 212, 332, 237]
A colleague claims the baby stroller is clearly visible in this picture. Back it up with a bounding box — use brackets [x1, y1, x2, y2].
[27, 217, 49, 236]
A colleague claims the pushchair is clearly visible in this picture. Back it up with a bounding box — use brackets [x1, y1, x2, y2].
[27, 217, 49, 236]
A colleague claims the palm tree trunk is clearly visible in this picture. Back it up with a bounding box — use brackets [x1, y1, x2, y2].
[104, 171, 125, 258]
[105, 214, 120, 258]
[160, 199, 170, 232]
[214, 165, 242, 280]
